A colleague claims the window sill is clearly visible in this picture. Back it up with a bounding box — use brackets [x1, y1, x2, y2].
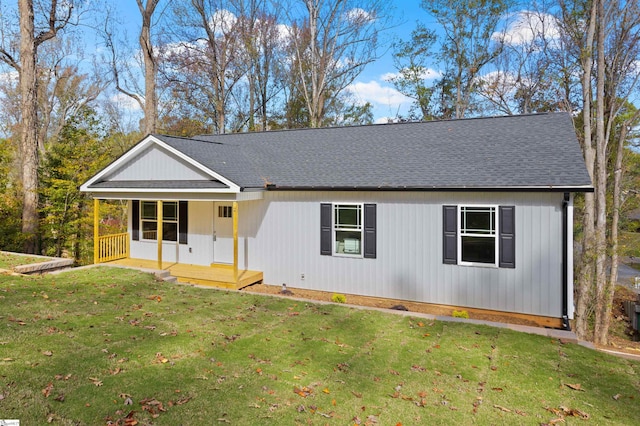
[333, 253, 364, 259]
[458, 261, 498, 268]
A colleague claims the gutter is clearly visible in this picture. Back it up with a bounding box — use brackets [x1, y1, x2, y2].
[562, 192, 571, 330]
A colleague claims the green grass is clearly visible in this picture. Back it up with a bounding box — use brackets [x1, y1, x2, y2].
[1, 268, 639, 425]
[0, 252, 47, 269]
[619, 231, 640, 259]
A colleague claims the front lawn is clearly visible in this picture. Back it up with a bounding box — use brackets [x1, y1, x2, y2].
[1, 267, 638, 425]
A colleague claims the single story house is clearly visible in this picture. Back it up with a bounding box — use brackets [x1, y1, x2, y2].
[80, 112, 593, 329]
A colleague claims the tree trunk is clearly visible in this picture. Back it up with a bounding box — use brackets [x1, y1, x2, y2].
[607, 121, 626, 320]
[19, 0, 39, 254]
[593, 0, 609, 345]
[137, 0, 159, 135]
[573, 0, 598, 340]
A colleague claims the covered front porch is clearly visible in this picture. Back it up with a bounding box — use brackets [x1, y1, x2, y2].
[92, 199, 263, 289]
[106, 258, 263, 289]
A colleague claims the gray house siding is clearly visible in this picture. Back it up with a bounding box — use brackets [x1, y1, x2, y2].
[239, 191, 568, 318]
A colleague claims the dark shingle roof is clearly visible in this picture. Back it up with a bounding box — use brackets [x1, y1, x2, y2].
[153, 113, 592, 191]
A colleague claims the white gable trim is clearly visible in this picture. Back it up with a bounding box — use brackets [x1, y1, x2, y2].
[80, 135, 241, 193]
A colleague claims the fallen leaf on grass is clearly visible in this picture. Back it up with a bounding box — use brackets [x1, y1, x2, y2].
[42, 382, 53, 398]
[493, 404, 511, 413]
[89, 377, 103, 386]
[54, 393, 65, 402]
[176, 396, 192, 405]
[613, 393, 621, 400]
[154, 352, 169, 364]
[294, 386, 313, 397]
[42, 350, 53, 357]
[564, 383, 584, 391]
[560, 406, 589, 419]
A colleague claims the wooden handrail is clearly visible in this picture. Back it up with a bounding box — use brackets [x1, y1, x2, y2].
[96, 233, 129, 263]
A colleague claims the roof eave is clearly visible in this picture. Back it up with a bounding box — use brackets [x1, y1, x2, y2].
[262, 185, 595, 193]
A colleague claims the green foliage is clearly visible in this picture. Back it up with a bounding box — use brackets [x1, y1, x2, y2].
[0, 138, 24, 251]
[39, 108, 114, 263]
[390, 24, 438, 120]
[419, 0, 515, 118]
[452, 309, 470, 319]
[331, 293, 347, 303]
[0, 269, 638, 425]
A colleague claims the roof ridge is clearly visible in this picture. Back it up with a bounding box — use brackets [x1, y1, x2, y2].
[153, 133, 227, 145]
[188, 111, 568, 139]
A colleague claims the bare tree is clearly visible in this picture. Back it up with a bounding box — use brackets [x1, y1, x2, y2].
[287, 0, 390, 128]
[0, 0, 74, 253]
[593, 0, 640, 344]
[165, 0, 246, 133]
[421, 0, 514, 119]
[557, 0, 597, 339]
[105, 1, 163, 135]
[137, 0, 160, 134]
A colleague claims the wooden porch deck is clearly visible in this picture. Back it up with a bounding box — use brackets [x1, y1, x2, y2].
[106, 258, 263, 290]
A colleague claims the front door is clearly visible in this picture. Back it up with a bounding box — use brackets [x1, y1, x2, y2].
[213, 202, 234, 264]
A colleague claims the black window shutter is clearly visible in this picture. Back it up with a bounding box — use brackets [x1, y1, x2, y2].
[363, 204, 377, 259]
[179, 201, 188, 244]
[320, 203, 332, 255]
[132, 200, 140, 241]
[443, 205, 457, 264]
[499, 206, 515, 268]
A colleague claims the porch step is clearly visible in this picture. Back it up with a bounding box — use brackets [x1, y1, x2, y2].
[154, 270, 177, 283]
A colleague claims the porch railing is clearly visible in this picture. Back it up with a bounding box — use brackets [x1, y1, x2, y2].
[96, 233, 129, 263]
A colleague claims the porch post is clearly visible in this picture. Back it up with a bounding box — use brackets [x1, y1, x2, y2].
[93, 198, 99, 264]
[233, 201, 238, 281]
[157, 200, 163, 269]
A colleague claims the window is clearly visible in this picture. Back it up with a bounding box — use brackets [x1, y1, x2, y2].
[321, 203, 376, 258]
[218, 205, 232, 218]
[443, 204, 515, 268]
[459, 206, 496, 265]
[141, 201, 178, 242]
[334, 204, 362, 255]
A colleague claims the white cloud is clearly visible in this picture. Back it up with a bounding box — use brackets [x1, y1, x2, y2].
[110, 92, 142, 112]
[348, 80, 412, 107]
[381, 68, 441, 82]
[345, 8, 375, 25]
[0, 70, 18, 86]
[494, 10, 560, 46]
[209, 9, 238, 34]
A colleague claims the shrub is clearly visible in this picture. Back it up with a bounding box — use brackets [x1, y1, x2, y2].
[331, 293, 347, 303]
[452, 310, 469, 319]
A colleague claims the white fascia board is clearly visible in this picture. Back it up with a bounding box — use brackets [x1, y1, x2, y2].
[80, 135, 241, 193]
[87, 187, 238, 194]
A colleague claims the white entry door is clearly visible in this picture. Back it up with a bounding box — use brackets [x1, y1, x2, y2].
[213, 202, 234, 264]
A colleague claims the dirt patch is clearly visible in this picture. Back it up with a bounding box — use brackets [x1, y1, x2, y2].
[244, 283, 544, 327]
[606, 286, 640, 355]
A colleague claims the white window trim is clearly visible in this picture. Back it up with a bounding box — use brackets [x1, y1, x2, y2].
[332, 203, 364, 258]
[140, 201, 179, 243]
[458, 204, 499, 268]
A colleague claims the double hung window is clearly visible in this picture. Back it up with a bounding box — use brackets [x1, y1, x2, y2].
[141, 201, 178, 242]
[320, 203, 376, 258]
[443, 204, 515, 268]
[459, 206, 496, 265]
[334, 204, 363, 255]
